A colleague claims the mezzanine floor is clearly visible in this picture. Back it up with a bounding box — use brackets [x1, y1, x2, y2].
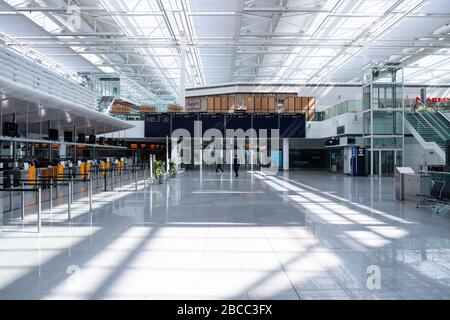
[0, 169, 449, 300]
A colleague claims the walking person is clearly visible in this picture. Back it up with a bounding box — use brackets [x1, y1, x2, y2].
[233, 155, 240, 178]
[215, 156, 224, 173]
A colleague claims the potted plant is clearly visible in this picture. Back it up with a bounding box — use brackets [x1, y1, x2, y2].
[153, 160, 164, 184]
[169, 159, 177, 178]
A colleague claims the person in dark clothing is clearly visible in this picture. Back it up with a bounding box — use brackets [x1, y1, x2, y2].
[215, 156, 224, 173]
[233, 155, 240, 178]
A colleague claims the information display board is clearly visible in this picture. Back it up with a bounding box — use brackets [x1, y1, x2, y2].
[253, 113, 279, 133]
[279, 114, 306, 138]
[145, 113, 171, 137]
[172, 113, 198, 136]
[200, 113, 225, 134]
[225, 113, 251, 131]
[144, 112, 306, 138]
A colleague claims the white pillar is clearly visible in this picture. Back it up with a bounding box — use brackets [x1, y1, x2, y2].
[179, 33, 186, 107]
[283, 138, 289, 171]
[59, 144, 66, 159]
[166, 135, 169, 173]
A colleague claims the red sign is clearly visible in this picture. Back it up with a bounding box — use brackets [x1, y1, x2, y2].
[416, 97, 450, 104]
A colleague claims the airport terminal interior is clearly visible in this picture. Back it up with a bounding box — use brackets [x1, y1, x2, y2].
[0, 0, 450, 300]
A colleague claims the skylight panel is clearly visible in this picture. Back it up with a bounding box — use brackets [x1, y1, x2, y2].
[81, 54, 104, 65]
[99, 66, 116, 73]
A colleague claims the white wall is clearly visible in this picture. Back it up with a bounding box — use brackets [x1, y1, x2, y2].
[307, 112, 363, 138]
[403, 136, 444, 172]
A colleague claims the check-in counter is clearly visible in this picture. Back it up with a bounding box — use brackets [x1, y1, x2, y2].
[2, 169, 23, 188]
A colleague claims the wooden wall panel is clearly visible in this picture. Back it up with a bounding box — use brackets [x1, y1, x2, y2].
[288, 97, 295, 113]
[208, 97, 214, 112]
[295, 97, 301, 113]
[261, 97, 269, 112]
[221, 96, 228, 112]
[301, 97, 309, 114]
[247, 96, 255, 112]
[308, 97, 316, 121]
[255, 96, 262, 112]
[228, 96, 235, 112]
[214, 96, 221, 112]
[268, 96, 276, 112]
[195, 94, 315, 115]
[283, 98, 289, 113]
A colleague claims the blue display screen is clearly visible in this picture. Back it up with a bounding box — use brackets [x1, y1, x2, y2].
[225, 114, 251, 131]
[145, 113, 306, 138]
[279, 114, 306, 138]
[172, 113, 198, 136]
[145, 113, 171, 137]
[200, 113, 225, 134]
[253, 114, 279, 137]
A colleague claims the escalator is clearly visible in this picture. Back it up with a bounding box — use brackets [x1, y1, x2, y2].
[404, 111, 447, 162]
[436, 112, 450, 127]
[420, 112, 450, 141]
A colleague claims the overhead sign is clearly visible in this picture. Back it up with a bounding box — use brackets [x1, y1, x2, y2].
[416, 97, 450, 104]
[144, 113, 306, 138]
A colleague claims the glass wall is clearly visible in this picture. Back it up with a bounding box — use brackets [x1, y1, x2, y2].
[362, 64, 404, 176]
[372, 111, 404, 136]
[321, 100, 361, 120]
[84, 73, 173, 111]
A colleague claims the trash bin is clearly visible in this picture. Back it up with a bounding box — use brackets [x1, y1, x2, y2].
[395, 167, 415, 201]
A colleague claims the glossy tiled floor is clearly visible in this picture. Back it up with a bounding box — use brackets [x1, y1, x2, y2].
[1, 169, 450, 300]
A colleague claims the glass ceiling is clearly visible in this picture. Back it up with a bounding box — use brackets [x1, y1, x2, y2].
[1, 0, 450, 103]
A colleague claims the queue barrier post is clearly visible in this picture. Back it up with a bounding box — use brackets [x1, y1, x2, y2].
[89, 179, 93, 213]
[9, 175, 13, 212]
[68, 182, 72, 221]
[21, 182, 25, 221]
[49, 179, 53, 213]
[37, 187, 41, 233]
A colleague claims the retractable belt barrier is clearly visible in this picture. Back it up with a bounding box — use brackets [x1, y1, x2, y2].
[1, 165, 154, 233]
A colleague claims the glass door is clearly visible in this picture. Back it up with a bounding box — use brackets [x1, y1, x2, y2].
[373, 150, 380, 176]
[381, 150, 395, 176]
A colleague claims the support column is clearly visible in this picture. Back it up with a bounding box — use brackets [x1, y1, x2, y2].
[179, 32, 186, 107]
[166, 135, 169, 173]
[283, 138, 289, 171]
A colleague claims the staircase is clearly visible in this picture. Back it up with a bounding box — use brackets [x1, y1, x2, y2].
[404, 111, 447, 161]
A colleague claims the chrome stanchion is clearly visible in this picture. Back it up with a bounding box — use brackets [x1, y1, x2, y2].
[89, 179, 92, 212]
[49, 179, 53, 213]
[68, 182, 72, 220]
[37, 187, 41, 233]
[9, 175, 13, 211]
[21, 182, 25, 221]
[111, 169, 114, 192]
[144, 167, 147, 188]
[135, 168, 138, 191]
